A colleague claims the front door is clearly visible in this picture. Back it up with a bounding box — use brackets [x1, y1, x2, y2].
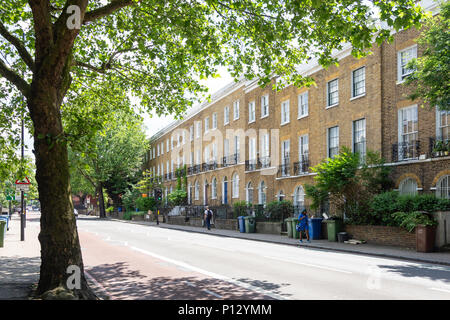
[223, 181, 228, 204]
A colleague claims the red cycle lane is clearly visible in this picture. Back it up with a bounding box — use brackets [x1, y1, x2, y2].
[78, 230, 277, 300]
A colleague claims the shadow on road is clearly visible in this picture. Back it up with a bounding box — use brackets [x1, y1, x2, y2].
[377, 264, 450, 283]
[86, 261, 290, 300]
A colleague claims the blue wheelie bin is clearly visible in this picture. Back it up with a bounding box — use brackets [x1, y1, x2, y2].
[238, 216, 246, 233]
[308, 218, 323, 240]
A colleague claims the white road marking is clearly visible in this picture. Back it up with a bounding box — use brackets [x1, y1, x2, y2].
[203, 289, 223, 299]
[264, 255, 353, 274]
[129, 246, 287, 300]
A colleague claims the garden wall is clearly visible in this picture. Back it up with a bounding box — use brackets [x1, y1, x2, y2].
[343, 224, 416, 248]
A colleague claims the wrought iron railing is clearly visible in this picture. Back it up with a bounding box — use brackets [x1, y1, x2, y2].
[293, 155, 309, 175]
[392, 140, 420, 162]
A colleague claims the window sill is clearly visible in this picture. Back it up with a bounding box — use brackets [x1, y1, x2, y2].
[297, 114, 308, 120]
[280, 121, 290, 126]
[326, 104, 339, 109]
[248, 120, 256, 124]
[261, 114, 269, 120]
[350, 94, 365, 101]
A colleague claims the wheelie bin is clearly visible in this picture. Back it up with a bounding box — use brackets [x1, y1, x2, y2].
[0, 220, 6, 247]
[244, 216, 255, 233]
[308, 218, 323, 240]
[285, 218, 293, 238]
[326, 218, 343, 242]
[238, 216, 246, 233]
[292, 217, 300, 239]
[0, 215, 9, 231]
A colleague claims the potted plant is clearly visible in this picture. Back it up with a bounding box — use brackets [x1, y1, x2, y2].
[445, 140, 450, 156]
[393, 211, 437, 252]
[433, 140, 444, 157]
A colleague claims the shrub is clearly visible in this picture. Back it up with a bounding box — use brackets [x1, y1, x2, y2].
[367, 192, 450, 226]
[266, 200, 293, 221]
[391, 211, 438, 233]
[168, 189, 187, 206]
[136, 196, 156, 211]
[233, 201, 249, 218]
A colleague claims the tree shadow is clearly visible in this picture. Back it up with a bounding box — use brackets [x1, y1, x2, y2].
[377, 264, 450, 283]
[87, 261, 290, 300]
[0, 255, 41, 299]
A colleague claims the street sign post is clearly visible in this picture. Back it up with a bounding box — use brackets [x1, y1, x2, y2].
[15, 177, 30, 241]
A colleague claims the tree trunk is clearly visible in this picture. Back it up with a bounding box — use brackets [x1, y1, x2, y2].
[28, 75, 96, 299]
[97, 182, 106, 219]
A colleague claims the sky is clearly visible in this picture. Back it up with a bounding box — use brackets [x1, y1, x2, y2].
[141, 66, 234, 138]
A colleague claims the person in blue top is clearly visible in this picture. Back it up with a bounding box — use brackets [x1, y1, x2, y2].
[297, 209, 310, 243]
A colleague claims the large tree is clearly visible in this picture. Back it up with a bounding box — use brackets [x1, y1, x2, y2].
[0, 0, 425, 298]
[68, 110, 148, 218]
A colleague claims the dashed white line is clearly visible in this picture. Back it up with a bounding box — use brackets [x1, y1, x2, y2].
[263, 255, 353, 274]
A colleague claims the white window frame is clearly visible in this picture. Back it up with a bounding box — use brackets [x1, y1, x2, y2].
[399, 178, 418, 196]
[224, 106, 230, 125]
[327, 126, 339, 158]
[352, 118, 366, 163]
[298, 134, 309, 164]
[258, 181, 266, 205]
[261, 94, 269, 118]
[190, 125, 194, 141]
[204, 117, 209, 134]
[212, 113, 217, 130]
[436, 175, 450, 199]
[397, 105, 418, 160]
[232, 173, 239, 198]
[196, 121, 201, 138]
[211, 177, 217, 199]
[351, 67, 366, 99]
[233, 100, 240, 120]
[397, 45, 417, 83]
[248, 101, 256, 123]
[327, 78, 339, 108]
[436, 107, 450, 140]
[281, 100, 290, 125]
[297, 92, 308, 119]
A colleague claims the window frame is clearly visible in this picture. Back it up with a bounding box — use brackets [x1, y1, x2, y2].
[326, 78, 339, 108]
[397, 45, 417, 83]
[281, 99, 290, 125]
[261, 94, 269, 119]
[297, 91, 309, 119]
[351, 67, 366, 99]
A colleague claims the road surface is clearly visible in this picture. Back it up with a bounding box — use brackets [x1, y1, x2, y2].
[71, 216, 450, 300]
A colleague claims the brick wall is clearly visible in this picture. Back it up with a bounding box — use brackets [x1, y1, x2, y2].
[344, 224, 416, 248]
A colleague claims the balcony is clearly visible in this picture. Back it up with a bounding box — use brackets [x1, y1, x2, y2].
[245, 160, 257, 171]
[392, 141, 420, 162]
[277, 158, 291, 177]
[429, 136, 450, 158]
[293, 156, 310, 175]
[259, 156, 271, 169]
[222, 153, 239, 167]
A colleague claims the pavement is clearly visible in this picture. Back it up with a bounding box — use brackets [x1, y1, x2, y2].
[1, 212, 449, 300]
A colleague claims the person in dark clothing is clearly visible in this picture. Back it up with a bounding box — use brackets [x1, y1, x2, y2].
[204, 206, 213, 230]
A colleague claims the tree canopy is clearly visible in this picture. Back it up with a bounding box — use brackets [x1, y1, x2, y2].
[0, 0, 427, 299]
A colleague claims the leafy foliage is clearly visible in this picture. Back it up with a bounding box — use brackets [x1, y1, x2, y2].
[168, 189, 187, 206]
[391, 211, 438, 233]
[405, 1, 450, 111]
[266, 200, 294, 221]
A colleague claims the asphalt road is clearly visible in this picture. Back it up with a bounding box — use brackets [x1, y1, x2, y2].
[75, 216, 450, 300]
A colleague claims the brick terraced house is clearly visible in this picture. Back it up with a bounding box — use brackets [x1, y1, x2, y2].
[144, 1, 449, 214]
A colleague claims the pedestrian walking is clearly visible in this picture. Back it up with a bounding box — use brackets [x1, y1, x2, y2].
[297, 209, 310, 243]
[204, 206, 213, 230]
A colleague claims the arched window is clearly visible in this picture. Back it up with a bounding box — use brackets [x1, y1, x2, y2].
[246, 182, 253, 204]
[294, 185, 305, 208]
[232, 173, 239, 198]
[211, 177, 217, 199]
[399, 178, 417, 196]
[194, 180, 199, 200]
[258, 181, 266, 205]
[436, 175, 450, 199]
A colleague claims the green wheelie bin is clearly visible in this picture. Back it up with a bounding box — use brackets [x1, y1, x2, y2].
[292, 217, 300, 239]
[0, 220, 6, 248]
[326, 218, 343, 242]
[244, 216, 256, 233]
[285, 218, 293, 238]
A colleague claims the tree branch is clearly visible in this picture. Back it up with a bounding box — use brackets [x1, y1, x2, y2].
[83, 0, 140, 24]
[0, 22, 35, 70]
[0, 58, 30, 97]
